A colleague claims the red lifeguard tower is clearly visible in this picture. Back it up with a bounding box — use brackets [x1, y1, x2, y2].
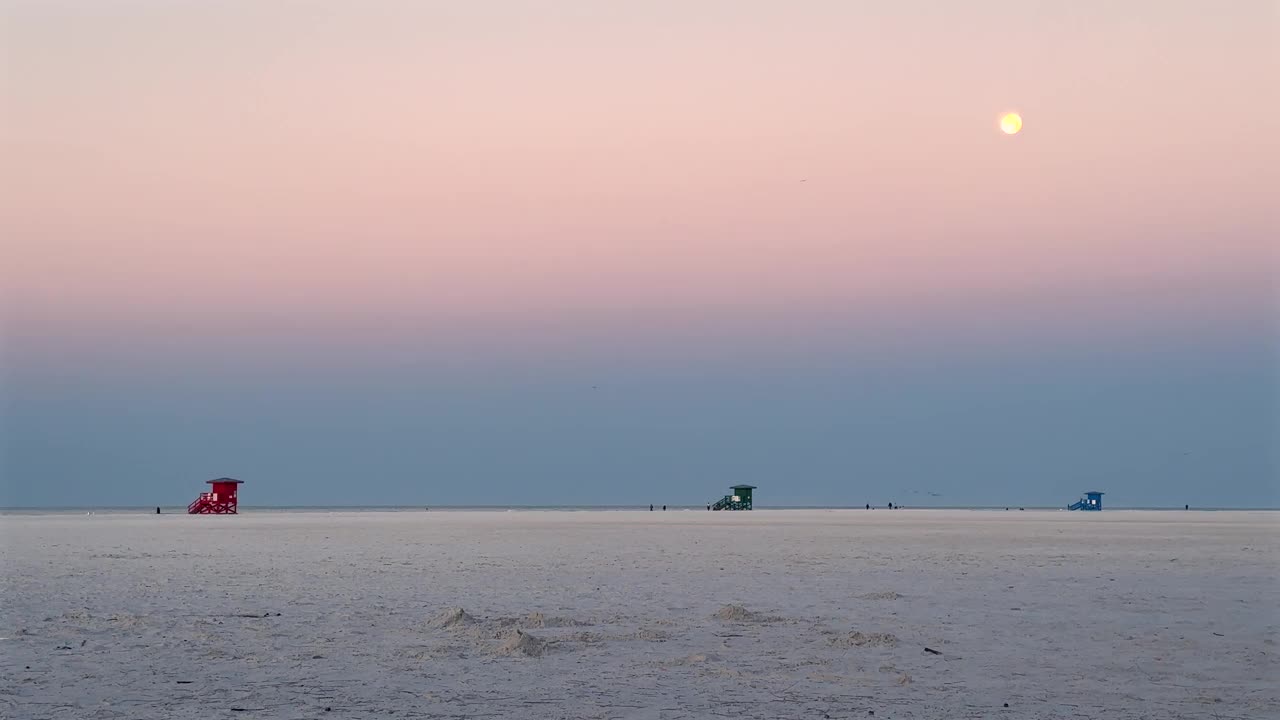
[187, 478, 243, 514]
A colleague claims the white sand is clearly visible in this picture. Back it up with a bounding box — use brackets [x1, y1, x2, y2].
[2, 509, 1276, 719]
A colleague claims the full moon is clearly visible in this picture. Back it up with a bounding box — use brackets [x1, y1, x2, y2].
[1000, 112, 1023, 135]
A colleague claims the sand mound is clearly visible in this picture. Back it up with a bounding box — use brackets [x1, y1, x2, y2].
[713, 604, 779, 623]
[427, 607, 477, 630]
[496, 629, 547, 657]
[511, 612, 588, 628]
[858, 591, 903, 601]
[830, 631, 899, 648]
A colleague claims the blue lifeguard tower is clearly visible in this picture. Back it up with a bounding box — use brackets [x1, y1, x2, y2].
[1068, 491, 1104, 511]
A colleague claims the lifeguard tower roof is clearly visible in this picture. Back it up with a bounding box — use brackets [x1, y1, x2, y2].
[1083, 490, 1104, 495]
[207, 478, 244, 484]
[731, 484, 757, 490]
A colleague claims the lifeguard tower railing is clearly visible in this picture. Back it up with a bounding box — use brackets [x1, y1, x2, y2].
[187, 493, 214, 513]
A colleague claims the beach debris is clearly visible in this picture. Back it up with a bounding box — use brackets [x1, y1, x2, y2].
[177, 681, 193, 684]
[896, 673, 912, 685]
[499, 611, 587, 629]
[563, 630, 604, 644]
[830, 631, 899, 648]
[858, 591, 903, 601]
[713, 604, 781, 623]
[234, 612, 281, 618]
[1212, 632, 1225, 637]
[676, 652, 721, 665]
[623, 627, 672, 642]
[924, 647, 942, 655]
[497, 629, 547, 657]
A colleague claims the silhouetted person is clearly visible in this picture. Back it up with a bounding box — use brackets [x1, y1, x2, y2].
[707, 505, 711, 511]
[649, 504, 653, 511]
[662, 505, 666, 511]
[888, 502, 894, 509]
[865, 503, 870, 510]
[156, 507, 160, 514]
[1186, 504, 1190, 510]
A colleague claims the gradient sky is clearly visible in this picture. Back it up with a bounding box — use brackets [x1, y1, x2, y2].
[2, 1, 1277, 507]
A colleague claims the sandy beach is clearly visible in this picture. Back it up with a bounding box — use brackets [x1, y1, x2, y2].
[2, 509, 1276, 719]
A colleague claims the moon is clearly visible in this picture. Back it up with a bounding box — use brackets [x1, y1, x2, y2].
[1000, 112, 1023, 135]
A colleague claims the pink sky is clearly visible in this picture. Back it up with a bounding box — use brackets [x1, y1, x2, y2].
[3, 1, 1276, 365]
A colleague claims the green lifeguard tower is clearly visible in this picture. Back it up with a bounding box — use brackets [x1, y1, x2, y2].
[711, 485, 756, 511]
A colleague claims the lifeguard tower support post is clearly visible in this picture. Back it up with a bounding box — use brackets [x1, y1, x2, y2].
[188, 478, 243, 514]
[711, 484, 756, 511]
[1068, 491, 1103, 511]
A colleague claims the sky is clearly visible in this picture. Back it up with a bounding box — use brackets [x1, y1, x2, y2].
[1, 0, 1277, 508]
